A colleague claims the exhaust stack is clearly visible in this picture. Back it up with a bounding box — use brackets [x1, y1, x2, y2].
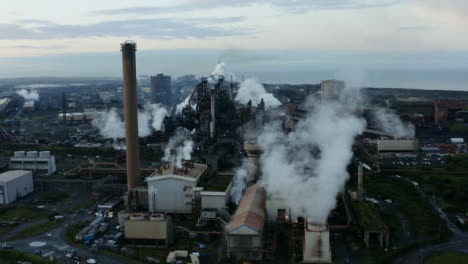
[210, 92, 215, 138]
[121, 40, 140, 192]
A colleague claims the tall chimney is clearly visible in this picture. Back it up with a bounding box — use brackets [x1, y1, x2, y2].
[121, 40, 140, 191]
[357, 162, 364, 201]
[210, 92, 215, 138]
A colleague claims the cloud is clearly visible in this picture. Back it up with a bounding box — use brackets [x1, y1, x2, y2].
[0, 17, 249, 40]
[399, 26, 431, 31]
[93, 0, 402, 15]
[8, 45, 69, 49]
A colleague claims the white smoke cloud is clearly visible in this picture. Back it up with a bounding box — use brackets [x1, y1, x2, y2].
[92, 108, 125, 141]
[176, 95, 191, 115]
[209, 61, 237, 83]
[257, 89, 366, 223]
[138, 110, 152, 137]
[163, 127, 194, 168]
[93, 104, 168, 139]
[235, 78, 281, 109]
[146, 103, 169, 131]
[230, 158, 251, 205]
[16, 89, 39, 100]
[372, 109, 415, 138]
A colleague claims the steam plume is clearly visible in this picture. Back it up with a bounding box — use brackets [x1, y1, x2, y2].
[163, 127, 194, 168]
[372, 109, 415, 138]
[258, 89, 366, 223]
[176, 95, 191, 115]
[17, 89, 39, 100]
[146, 103, 169, 131]
[235, 78, 281, 109]
[230, 158, 250, 204]
[92, 108, 125, 140]
[93, 104, 168, 139]
[209, 61, 236, 82]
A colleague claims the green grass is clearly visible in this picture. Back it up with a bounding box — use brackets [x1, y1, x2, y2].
[37, 191, 71, 204]
[77, 197, 97, 210]
[389, 170, 468, 213]
[0, 249, 59, 264]
[365, 174, 449, 240]
[424, 251, 468, 264]
[0, 206, 47, 222]
[7, 218, 66, 241]
[353, 201, 387, 230]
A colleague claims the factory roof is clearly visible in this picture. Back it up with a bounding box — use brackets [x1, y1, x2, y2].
[227, 184, 266, 234]
[146, 162, 207, 182]
[199, 172, 233, 192]
[0, 170, 31, 182]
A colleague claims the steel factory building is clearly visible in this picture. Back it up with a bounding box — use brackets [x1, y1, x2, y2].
[226, 184, 266, 261]
[9, 151, 56, 176]
[146, 163, 207, 214]
[0, 170, 33, 204]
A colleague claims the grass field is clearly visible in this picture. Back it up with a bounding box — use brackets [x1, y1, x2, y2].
[0, 249, 59, 264]
[386, 170, 468, 213]
[424, 251, 468, 264]
[365, 174, 449, 240]
[7, 218, 66, 241]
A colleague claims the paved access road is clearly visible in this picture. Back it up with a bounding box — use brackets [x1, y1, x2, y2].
[8, 209, 128, 264]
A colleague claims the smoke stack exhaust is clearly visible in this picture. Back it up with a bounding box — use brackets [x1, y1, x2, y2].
[357, 162, 364, 201]
[121, 40, 140, 191]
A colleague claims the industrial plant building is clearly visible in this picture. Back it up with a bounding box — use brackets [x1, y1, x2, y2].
[123, 213, 173, 247]
[0, 170, 33, 204]
[9, 151, 56, 176]
[377, 138, 419, 153]
[150, 74, 171, 105]
[433, 99, 468, 124]
[321, 80, 345, 101]
[226, 184, 266, 261]
[200, 172, 233, 215]
[146, 163, 207, 214]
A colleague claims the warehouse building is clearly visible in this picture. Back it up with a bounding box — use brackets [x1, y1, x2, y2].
[377, 138, 419, 154]
[9, 151, 56, 176]
[0, 170, 33, 204]
[146, 162, 207, 214]
[226, 184, 266, 261]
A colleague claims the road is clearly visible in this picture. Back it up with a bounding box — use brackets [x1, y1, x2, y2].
[7, 210, 128, 264]
[393, 175, 468, 264]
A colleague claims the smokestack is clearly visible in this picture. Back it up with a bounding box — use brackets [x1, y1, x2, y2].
[243, 141, 261, 182]
[210, 91, 215, 138]
[121, 40, 140, 192]
[357, 162, 364, 201]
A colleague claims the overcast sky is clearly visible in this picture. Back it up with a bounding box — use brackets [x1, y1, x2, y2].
[0, 0, 467, 89]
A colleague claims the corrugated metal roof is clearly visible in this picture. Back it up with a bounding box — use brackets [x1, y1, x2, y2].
[227, 184, 265, 234]
[0, 170, 31, 182]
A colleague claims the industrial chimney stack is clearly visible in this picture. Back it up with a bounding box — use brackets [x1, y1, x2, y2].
[210, 92, 216, 138]
[121, 40, 140, 192]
